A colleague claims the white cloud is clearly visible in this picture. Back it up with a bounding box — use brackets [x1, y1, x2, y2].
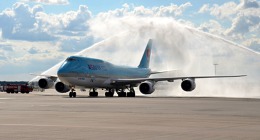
[97, 3, 192, 18]
[0, 2, 95, 80]
[199, 0, 260, 19]
[199, 2, 238, 19]
[238, 0, 259, 9]
[0, 3, 55, 41]
[32, 4, 44, 14]
[61, 5, 92, 31]
[0, 40, 60, 63]
[21, 0, 69, 5]
[198, 20, 225, 36]
[242, 38, 260, 51]
[34, 5, 92, 36]
[177, 19, 195, 27]
[225, 8, 260, 37]
[198, 4, 209, 13]
[197, 0, 260, 51]
[57, 36, 94, 52]
[155, 3, 192, 17]
[211, 2, 238, 19]
[0, 2, 191, 44]
[0, 3, 92, 42]
[0, 39, 72, 81]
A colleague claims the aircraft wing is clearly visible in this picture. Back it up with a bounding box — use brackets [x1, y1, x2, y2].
[150, 70, 178, 74]
[30, 73, 58, 82]
[111, 75, 246, 85]
[30, 73, 58, 78]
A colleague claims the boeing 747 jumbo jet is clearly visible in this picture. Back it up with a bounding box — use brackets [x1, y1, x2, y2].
[34, 39, 246, 97]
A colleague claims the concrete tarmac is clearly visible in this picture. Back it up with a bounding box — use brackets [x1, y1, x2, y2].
[0, 91, 260, 140]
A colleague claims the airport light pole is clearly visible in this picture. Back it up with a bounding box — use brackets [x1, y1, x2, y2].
[214, 63, 218, 75]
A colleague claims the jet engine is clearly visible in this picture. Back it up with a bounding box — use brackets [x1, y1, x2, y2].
[55, 82, 70, 93]
[38, 78, 54, 89]
[181, 78, 196, 92]
[139, 81, 155, 94]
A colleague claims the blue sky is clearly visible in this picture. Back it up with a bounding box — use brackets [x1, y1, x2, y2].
[0, 0, 259, 81]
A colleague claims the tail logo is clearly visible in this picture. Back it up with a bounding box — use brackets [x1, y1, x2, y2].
[146, 48, 151, 58]
[138, 39, 152, 68]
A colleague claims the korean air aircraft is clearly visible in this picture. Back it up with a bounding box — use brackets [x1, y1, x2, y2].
[35, 39, 246, 98]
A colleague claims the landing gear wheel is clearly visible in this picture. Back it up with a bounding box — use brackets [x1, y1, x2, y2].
[89, 92, 98, 97]
[69, 89, 76, 98]
[89, 89, 98, 97]
[127, 88, 135, 97]
[127, 92, 135, 97]
[105, 89, 114, 97]
[72, 92, 76, 98]
[105, 92, 114, 97]
[116, 89, 126, 97]
[118, 92, 126, 97]
[69, 92, 73, 98]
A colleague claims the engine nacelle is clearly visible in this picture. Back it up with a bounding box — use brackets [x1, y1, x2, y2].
[55, 82, 70, 93]
[38, 78, 54, 89]
[181, 78, 196, 92]
[139, 81, 155, 94]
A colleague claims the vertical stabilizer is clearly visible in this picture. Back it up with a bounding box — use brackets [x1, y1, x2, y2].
[138, 39, 152, 68]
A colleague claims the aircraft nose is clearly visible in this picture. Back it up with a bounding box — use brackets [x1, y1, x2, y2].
[57, 64, 72, 85]
[57, 66, 68, 77]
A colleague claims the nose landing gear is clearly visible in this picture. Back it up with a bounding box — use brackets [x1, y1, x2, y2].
[69, 89, 76, 98]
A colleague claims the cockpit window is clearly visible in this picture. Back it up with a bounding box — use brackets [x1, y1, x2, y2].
[66, 57, 76, 62]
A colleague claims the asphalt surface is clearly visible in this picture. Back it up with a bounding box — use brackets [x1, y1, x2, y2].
[0, 91, 260, 140]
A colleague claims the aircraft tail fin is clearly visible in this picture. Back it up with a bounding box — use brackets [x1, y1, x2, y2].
[138, 39, 152, 68]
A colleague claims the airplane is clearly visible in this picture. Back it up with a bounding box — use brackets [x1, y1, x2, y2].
[33, 39, 246, 98]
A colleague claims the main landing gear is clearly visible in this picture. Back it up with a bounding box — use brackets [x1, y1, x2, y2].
[116, 87, 135, 97]
[89, 88, 98, 97]
[68, 88, 136, 98]
[69, 89, 76, 98]
[117, 89, 126, 97]
[127, 88, 135, 97]
[105, 89, 114, 97]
